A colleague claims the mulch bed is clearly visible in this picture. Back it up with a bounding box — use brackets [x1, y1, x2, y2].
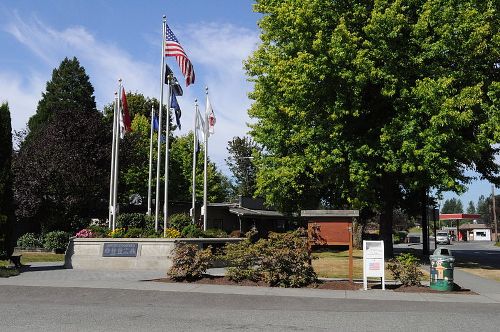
[155, 276, 475, 294]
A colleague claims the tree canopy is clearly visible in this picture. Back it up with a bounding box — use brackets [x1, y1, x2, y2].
[0, 103, 14, 255]
[14, 108, 110, 233]
[246, 0, 500, 254]
[225, 136, 260, 198]
[27, 57, 96, 138]
[441, 198, 464, 214]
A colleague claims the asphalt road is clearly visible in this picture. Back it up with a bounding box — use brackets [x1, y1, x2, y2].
[1, 285, 499, 331]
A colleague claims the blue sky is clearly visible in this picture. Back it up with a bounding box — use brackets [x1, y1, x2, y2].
[0, 0, 495, 209]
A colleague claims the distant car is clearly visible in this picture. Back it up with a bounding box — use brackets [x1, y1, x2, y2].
[436, 231, 451, 245]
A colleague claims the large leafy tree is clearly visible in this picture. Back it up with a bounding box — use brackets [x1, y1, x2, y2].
[225, 136, 260, 198]
[27, 57, 96, 138]
[0, 103, 14, 255]
[14, 58, 107, 232]
[246, 0, 500, 255]
[14, 109, 110, 233]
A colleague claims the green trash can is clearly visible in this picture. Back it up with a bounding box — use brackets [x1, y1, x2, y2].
[430, 248, 455, 291]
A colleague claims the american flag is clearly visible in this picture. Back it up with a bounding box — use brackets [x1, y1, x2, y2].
[165, 24, 195, 87]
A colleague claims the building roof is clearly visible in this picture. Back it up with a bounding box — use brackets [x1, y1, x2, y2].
[301, 210, 359, 218]
[459, 223, 491, 230]
[439, 213, 481, 220]
[229, 207, 287, 218]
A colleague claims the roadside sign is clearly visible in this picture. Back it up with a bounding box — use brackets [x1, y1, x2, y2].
[363, 240, 385, 290]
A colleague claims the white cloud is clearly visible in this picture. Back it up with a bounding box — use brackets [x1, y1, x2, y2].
[4, 14, 260, 177]
[4, 12, 157, 113]
[174, 22, 260, 174]
[0, 71, 44, 135]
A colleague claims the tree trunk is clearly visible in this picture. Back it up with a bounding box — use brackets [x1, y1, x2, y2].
[421, 189, 429, 256]
[379, 174, 395, 258]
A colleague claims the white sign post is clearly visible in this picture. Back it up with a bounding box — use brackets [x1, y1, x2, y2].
[363, 240, 385, 290]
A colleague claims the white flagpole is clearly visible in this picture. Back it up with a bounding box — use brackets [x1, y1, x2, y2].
[191, 100, 199, 224]
[203, 88, 209, 231]
[108, 91, 118, 229]
[147, 105, 154, 216]
[155, 16, 167, 231]
[164, 75, 172, 235]
[112, 80, 122, 231]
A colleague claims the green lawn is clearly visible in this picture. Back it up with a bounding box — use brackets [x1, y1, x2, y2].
[312, 249, 429, 280]
[19, 252, 65, 263]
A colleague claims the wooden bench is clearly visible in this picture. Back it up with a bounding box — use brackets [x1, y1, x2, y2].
[0, 254, 22, 268]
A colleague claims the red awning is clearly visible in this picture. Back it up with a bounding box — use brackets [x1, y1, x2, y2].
[439, 213, 481, 220]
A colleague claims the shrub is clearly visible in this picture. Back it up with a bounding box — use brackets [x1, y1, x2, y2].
[181, 224, 204, 238]
[258, 230, 317, 287]
[387, 253, 423, 286]
[168, 213, 192, 231]
[75, 229, 95, 238]
[124, 228, 143, 238]
[87, 225, 109, 238]
[17, 233, 43, 249]
[167, 243, 212, 281]
[224, 239, 261, 282]
[108, 228, 126, 238]
[141, 228, 162, 238]
[202, 228, 228, 238]
[164, 228, 181, 238]
[116, 213, 147, 229]
[43, 231, 70, 251]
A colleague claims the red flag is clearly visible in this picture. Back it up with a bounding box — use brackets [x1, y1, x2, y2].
[120, 88, 132, 136]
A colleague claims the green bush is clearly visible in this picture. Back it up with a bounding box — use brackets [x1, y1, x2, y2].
[203, 228, 228, 238]
[116, 213, 147, 229]
[87, 225, 109, 238]
[43, 231, 70, 251]
[168, 213, 192, 231]
[225, 239, 261, 282]
[393, 231, 407, 244]
[258, 230, 317, 287]
[124, 228, 143, 238]
[141, 228, 162, 238]
[167, 243, 212, 281]
[17, 233, 43, 249]
[181, 224, 204, 238]
[224, 229, 317, 287]
[387, 253, 423, 286]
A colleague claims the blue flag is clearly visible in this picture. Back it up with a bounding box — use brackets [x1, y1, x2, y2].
[171, 92, 181, 130]
[152, 115, 165, 143]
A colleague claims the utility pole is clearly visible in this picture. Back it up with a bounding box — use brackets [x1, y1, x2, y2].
[493, 185, 498, 242]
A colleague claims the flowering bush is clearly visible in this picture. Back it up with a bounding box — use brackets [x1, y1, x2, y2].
[164, 228, 181, 238]
[16, 233, 43, 248]
[75, 229, 95, 238]
[108, 228, 126, 238]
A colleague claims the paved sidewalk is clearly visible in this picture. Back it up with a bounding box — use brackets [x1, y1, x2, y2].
[1, 262, 499, 304]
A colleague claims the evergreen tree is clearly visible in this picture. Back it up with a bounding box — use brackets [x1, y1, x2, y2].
[441, 198, 464, 214]
[0, 103, 14, 256]
[27, 57, 96, 139]
[225, 136, 260, 197]
[466, 201, 476, 214]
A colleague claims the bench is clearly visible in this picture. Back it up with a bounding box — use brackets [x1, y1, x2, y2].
[0, 254, 22, 268]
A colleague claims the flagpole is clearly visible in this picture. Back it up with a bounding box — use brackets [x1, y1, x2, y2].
[164, 75, 172, 235]
[191, 100, 199, 225]
[108, 91, 118, 229]
[112, 80, 122, 231]
[203, 88, 209, 231]
[147, 105, 154, 216]
[155, 16, 167, 232]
